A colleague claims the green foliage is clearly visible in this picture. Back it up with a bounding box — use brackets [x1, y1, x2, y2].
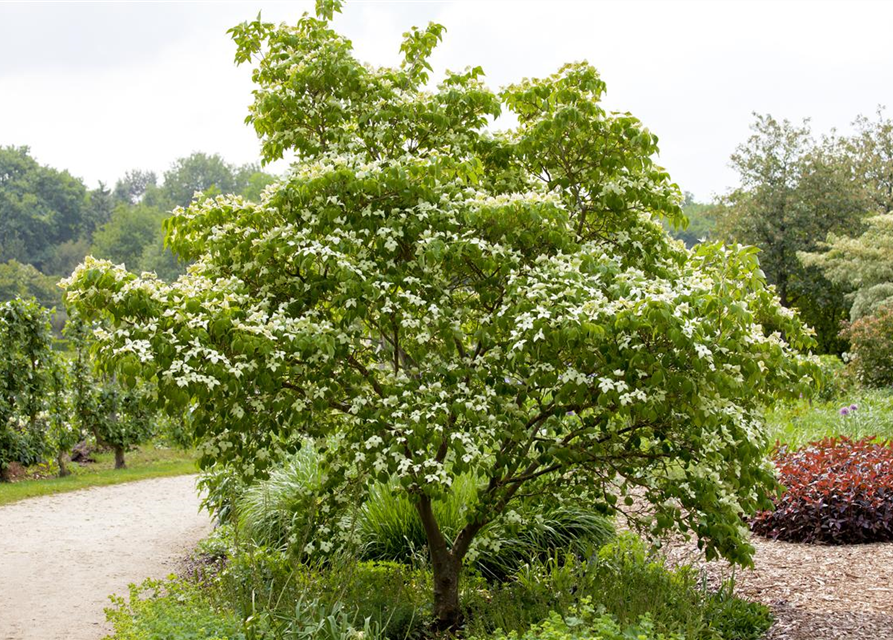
[665, 193, 717, 248]
[114, 534, 770, 640]
[0, 146, 87, 271]
[0, 298, 53, 478]
[215, 547, 424, 640]
[715, 115, 868, 354]
[698, 583, 773, 640]
[106, 578, 245, 640]
[66, 317, 156, 465]
[0, 259, 62, 309]
[470, 601, 682, 640]
[464, 535, 771, 640]
[359, 480, 615, 581]
[801, 213, 893, 322]
[848, 108, 893, 216]
[64, 7, 818, 624]
[159, 152, 270, 210]
[236, 446, 325, 548]
[812, 354, 852, 401]
[114, 169, 158, 205]
[842, 305, 893, 387]
[90, 203, 170, 272]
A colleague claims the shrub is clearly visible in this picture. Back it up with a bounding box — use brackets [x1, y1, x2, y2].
[463, 534, 772, 640]
[216, 547, 428, 640]
[470, 599, 683, 640]
[106, 578, 245, 640]
[702, 581, 773, 640]
[813, 355, 853, 401]
[236, 446, 323, 548]
[751, 436, 893, 544]
[842, 305, 893, 388]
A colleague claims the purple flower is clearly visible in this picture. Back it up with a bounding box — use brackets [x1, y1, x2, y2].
[850, 404, 859, 411]
[839, 407, 850, 416]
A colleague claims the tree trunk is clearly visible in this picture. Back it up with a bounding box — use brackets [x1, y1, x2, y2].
[415, 494, 479, 630]
[430, 544, 462, 629]
[114, 446, 126, 469]
[57, 451, 71, 478]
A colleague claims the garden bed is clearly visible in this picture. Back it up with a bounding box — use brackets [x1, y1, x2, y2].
[663, 534, 893, 639]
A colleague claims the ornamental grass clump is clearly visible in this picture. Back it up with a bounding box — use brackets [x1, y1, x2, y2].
[750, 437, 893, 544]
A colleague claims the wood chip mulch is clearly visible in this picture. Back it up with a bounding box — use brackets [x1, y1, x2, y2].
[661, 534, 893, 640]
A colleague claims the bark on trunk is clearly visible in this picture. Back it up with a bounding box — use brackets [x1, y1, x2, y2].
[57, 452, 71, 478]
[415, 494, 484, 630]
[430, 545, 462, 629]
[114, 446, 126, 469]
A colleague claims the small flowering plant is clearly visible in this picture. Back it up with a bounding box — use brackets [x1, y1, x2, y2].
[62, 0, 819, 627]
[839, 403, 858, 416]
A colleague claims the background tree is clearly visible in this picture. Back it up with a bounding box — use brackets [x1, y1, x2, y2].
[89, 204, 168, 271]
[0, 260, 62, 309]
[849, 107, 893, 215]
[800, 213, 893, 320]
[715, 115, 867, 353]
[63, 3, 817, 627]
[113, 169, 158, 205]
[66, 318, 154, 469]
[0, 146, 87, 271]
[47, 357, 78, 477]
[0, 299, 52, 481]
[668, 192, 718, 248]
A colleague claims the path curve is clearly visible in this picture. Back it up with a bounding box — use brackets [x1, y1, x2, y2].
[0, 475, 212, 640]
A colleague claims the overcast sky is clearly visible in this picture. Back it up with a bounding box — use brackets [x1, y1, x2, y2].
[1, 0, 891, 201]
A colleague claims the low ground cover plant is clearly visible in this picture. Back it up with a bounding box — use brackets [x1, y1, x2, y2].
[751, 436, 893, 544]
[106, 579, 245, 640]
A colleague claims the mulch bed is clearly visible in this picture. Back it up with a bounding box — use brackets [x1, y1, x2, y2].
[662, 534, 893, 639]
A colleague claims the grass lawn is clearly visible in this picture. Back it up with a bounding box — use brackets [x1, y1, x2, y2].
[0, 444, 198, 506]
[766, 388, 893, 447]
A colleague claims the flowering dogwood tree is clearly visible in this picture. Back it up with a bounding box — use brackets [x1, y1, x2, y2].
[64, 1, 817, 626]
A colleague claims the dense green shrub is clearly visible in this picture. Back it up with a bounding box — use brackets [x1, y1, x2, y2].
[215, 546, 428, 640]
[106, 578, 245, 640]
[0, 298, 53, 480]
[471, 600, 682, 640]
[813, 355, 852, 401]
[701, 583, 774, 640]
[751, 437, 893, 544]
[463, 534, 772, 640]
[842, 305, 893, 388]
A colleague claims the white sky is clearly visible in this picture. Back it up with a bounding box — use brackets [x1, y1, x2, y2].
[1, 0, 891, 201]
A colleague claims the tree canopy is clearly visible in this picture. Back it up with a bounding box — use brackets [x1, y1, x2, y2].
[63, 2, 817, 626]
[713, 115, 868, 353]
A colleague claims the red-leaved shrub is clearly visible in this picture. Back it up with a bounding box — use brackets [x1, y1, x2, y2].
[750, 437, 893, 544]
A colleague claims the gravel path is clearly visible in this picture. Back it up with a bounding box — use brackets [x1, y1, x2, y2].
[0, 475, 212, 640]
